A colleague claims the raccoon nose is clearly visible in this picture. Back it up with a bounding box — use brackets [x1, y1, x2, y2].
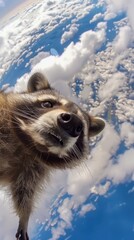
[57, 113, 83, 137]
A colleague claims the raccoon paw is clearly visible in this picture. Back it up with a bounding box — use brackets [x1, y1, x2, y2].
[16, 230, 29, 240]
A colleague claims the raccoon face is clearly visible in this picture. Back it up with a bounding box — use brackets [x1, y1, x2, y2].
[11, 72, 105, 169]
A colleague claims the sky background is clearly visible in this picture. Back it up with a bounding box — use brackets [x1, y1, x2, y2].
[0, 0, 23, 17]
[0, 0, 38, 18]
[0, 0, 134, 240]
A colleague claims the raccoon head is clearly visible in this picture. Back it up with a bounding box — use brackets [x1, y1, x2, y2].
[11, 72, 105, 169]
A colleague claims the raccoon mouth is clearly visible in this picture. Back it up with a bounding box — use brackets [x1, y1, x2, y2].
[48, 131, 64, 146]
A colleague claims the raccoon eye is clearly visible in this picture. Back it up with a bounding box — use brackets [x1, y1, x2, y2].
[41, 101, 53, 108]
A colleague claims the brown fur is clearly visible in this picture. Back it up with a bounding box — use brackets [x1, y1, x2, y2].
[0, 73, 105, 240]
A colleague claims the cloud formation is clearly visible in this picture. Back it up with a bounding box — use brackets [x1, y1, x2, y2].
[15, 26, 106, 99]
[61, 24, 79, 44]
[0, 0, 95, 80]
[106, 0, 134, 29]
[0, 0, 134, 239]
[113, 26, 133, 53]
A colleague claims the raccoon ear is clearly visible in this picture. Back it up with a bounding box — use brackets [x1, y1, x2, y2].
[27, 72, 51, 93]
[89, 117, 105, 137]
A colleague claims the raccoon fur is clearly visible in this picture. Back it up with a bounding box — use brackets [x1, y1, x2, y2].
[0, 72, 105, 240]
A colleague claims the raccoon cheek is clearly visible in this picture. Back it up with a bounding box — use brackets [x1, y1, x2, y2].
[89, 117, 105, 137]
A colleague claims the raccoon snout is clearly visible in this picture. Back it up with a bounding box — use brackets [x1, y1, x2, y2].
[57, 113, 83, 137]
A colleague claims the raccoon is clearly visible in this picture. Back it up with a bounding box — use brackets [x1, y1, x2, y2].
[0, 72, 105, 240]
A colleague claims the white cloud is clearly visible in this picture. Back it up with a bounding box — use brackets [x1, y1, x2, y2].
[15, 27, 106, 99]
[0, 0, 96, 80]
[61, 24, 79, 44]
[127, 0, 134, 30]
[49, 221, 66, 240]
[97, 21, 107, 30]
[106, 0, 127, 11]
[58, 198, 73, 227]
[0, 190, 17, 240]
[105, 0, 134, 29]
[113, 26, 133, 53]
[90, 13, 103, 23]
[128, 187, 134, 194]
[14, 73, 29, 92]
[33, 28, 105, 82]
[107, 149, 134, 184]
[104, 12, 116, 20]
[79, 203, 96, 216]
[116, 98, 134, 123]
[98, 72, 126, 101]
[91, 181, 111, 196]
[120, 122, 134, 147]
[28, 51, 50, 68]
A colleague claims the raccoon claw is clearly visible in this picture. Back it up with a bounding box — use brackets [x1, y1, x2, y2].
[16, 230, 29, 240]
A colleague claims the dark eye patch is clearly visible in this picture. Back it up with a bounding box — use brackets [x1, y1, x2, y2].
[38, 99, 61, 108]
[14, 98, 62, 123]
[41, 101, 53, 108]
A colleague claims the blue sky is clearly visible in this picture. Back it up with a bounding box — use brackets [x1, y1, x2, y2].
[0, 0, 26, 17]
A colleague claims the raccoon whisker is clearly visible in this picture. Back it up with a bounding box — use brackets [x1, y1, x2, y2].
[13, 106, 39, 119]
[83, 161, 93, 179]
[71, 147, 78, 160]
[72, 144, 81, 160]
[62, 156, 71, 168]
[23, 103, 39, 119]
[79, 159, 93, 179]
[61, 145, 80, 167]
[1, 107, 37, 122]
[13, 109, 37, 121]
[15, 112, 36, 121]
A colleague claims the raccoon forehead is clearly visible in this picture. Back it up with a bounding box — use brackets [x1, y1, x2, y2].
[37, 94, 60, 102]
[10, 92, 67, 105]
[36, 94, 67, 104]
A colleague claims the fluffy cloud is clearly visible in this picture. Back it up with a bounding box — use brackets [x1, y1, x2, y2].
[58, 198, 73, 227]
[105, 0, 134, 29]
[120, 122, 134, 147]
[0, 190, 17, 240]
[61, 24, 79, 44]
[0, 0, 96, 80]
[79, 203, 96, 216]
[15, 27, 106, 98]
[127, 0, 134, 30]
[113, 26, 133, 53]
[107, 149, 134, 184]
[28, 51, 50, 68]
[98, 72, 126, 101]
[32, 28, 105, 81]
[90, 13, 103, 23]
